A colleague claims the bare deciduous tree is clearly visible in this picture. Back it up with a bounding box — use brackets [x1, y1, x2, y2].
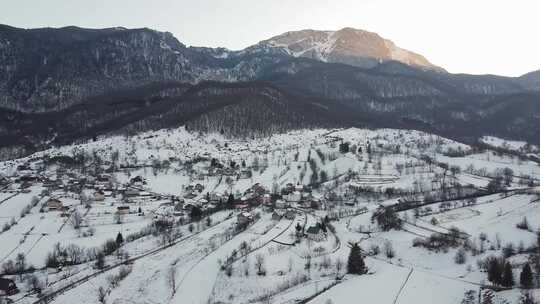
[335, 258, 343, 278]
[167, 265, 177, 296]
[254, 254, 266, 276]
[71, 210, 83, 230]
[97, 286, 107, 303]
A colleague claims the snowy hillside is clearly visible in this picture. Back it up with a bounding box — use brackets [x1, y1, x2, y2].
[0, 127, 539, 304]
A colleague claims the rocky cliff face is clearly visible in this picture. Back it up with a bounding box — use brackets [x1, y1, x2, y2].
[253, 27, 443, 71]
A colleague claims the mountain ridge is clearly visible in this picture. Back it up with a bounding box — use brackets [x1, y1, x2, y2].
[253, 27, 444, 72]
[1, 24, 540, 159]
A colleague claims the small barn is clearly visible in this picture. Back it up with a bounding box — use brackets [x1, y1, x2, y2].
[0, 277, 19, 296]
[116, 206, 130, 215]
[93, 190, 105, 201]
[45, 198, 63, 211]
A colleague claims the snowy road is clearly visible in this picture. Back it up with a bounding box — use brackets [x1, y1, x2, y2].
[172, 216, 293, 304]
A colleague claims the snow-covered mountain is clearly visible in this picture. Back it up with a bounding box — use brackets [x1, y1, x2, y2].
[251, 27, 444, 71]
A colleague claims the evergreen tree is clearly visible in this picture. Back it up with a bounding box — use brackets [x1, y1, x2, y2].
[347, 242, 367, 275]
[115, 232, 124, 246]
[501, 261, 514, 287]
[295, 223, 303, 234]
[520, 263, 534, 289]
[371, 206, 402, 231]
[339, 142, 350, 154]
[95, 252, 105, 269]
[190, 206, 203, 221]
[226, 194, 235, 209]
[487, 257, 502, 285]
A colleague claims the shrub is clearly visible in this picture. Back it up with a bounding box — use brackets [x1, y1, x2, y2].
[454, 248, 467, 264]
[516, 217, 530, 231]
[371, 207, 402, 231]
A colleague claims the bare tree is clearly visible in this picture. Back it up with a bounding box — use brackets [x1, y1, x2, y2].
[243, 257, 250, 276]
[254, 254, 266, 276]
[114, 212, 123, 225]
[15, 253, 26, 278]
[287, 257, 294, 273]
[167, 265, 177, 296]
[71, 210, 83, 231]
[335, 258, 343, 278]
[97, 286, 107, 303]
[66, 244, 84, 264]
[26, 274, 42, 293]
[384, 241, 395, 259]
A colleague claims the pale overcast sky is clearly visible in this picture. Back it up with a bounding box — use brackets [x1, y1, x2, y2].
[1, 0, 539, 76]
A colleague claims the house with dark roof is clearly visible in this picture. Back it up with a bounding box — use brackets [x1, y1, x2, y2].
[0, 277, 19, 295]
[45, 198, 63, 211]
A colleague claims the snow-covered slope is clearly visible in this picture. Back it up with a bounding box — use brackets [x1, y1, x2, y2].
[1, 127, 539, 304]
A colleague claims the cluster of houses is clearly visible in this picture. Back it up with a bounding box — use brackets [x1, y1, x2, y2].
[39, 174, 157, 217]
[7, 159, 333, 245]
[275, 183, 323, 210]
[175, 181, 327, 223]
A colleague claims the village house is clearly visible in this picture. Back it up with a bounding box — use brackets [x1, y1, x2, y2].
[0, 174, 9, 186]
[124, 189, 140, 197]
[0, 277, 19, 296]
[251, 183, 266, 196]
[197, 198, 209, 206]
[208, 192, 222, 203]
[222, 168, 236, 176]
[272, 210, 284, 221]
[18, 174, 39, 183]
[97, 174, 112, 182]
[284, 209, 296, 220]
[309, 199, 322, 210]
[239, 169, 252, 179]
[184, 191, 197, 199]
[93, 190, 106, 201]
[45, 198, 63, 211]
[194, 183, 205, 192]
[262, 193, 271, 206]
[283, 191, 302, 203]
[183, 203, 196, 213]
[116, 206, 130, 215]
[234, 203, 250, 210]
[130, 176, 145, 186]
[275, 199, 288, 209]
[237, 211, 254, 225]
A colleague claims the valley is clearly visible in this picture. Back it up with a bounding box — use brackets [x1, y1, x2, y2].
[0, 127, 539, 304]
